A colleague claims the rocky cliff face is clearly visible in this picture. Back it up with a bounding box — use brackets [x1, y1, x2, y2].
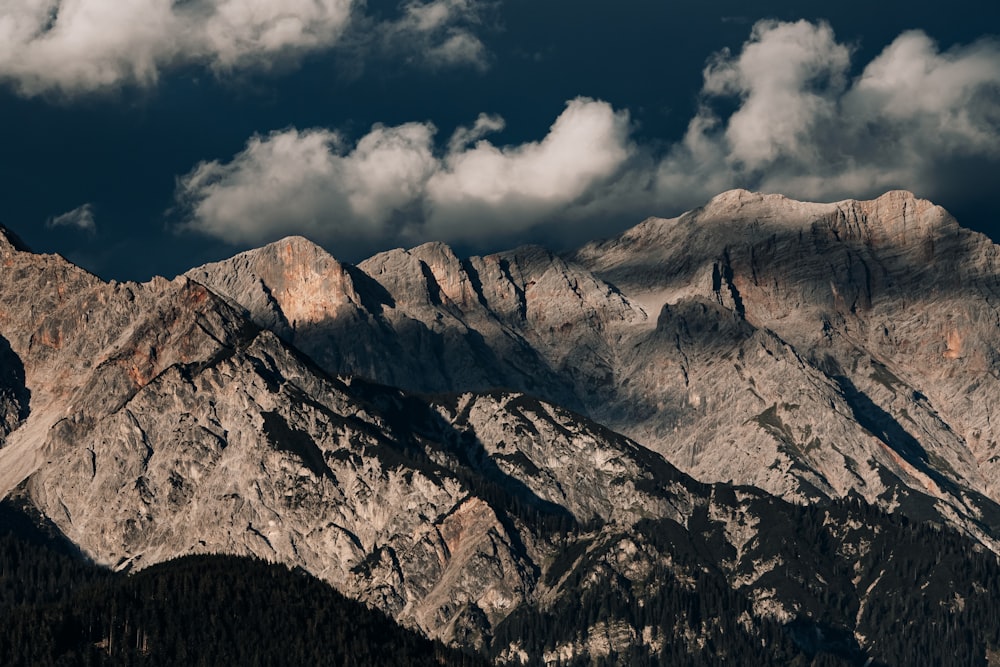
[574, 190, 1000, 538]
[0, 230, 705, 645]
[185, 190, 1000, 551]
[0, 233, 534, 642]
[3, 190, 1000, 662]
[189, 237, 646, 415]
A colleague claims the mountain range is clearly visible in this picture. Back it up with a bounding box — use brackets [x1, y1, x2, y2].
[2, 190, 1000, 665]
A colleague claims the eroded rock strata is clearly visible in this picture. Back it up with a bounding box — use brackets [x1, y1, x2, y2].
[3, 191, 1000, 662]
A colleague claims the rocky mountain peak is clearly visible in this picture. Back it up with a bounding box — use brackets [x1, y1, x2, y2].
[186, 236, 365, 339]
[588, 190, 945, 265]
[3, 189, 1000, 662]
[408, 241, 482, 309]
[563, 191, 1000, 543]
[361, 243, 474, 311]
[818, 190, 952, 246]
[171, 190, 1000, 549]
[182, 192, 1000, 544]
[0, 225, 32, 256]
[703, 188, 791, 212]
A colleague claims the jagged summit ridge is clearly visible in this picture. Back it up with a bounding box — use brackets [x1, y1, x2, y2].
[179, 189, 1000, 551]
[572, 189, 1000, 535]
[0, 224, 32, 254]
[574, 189, 956, 289]
[186, 235, 367, 339]
[3, 189, 1000, 660]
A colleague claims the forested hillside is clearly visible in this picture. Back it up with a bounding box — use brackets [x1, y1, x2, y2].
[0, 502, 486, 667]
[4, 496, 1000, 666]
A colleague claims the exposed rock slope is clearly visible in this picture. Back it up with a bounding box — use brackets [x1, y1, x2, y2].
[189, 239, 645, 414]
[186, 191, 1000, 550]
[2, 204, 1000, 663]
[576, 190, 1000, 536]
[0, 233, 536, 642]
[0, 230, 742, 646]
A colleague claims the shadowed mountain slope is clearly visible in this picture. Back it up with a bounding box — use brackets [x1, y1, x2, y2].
[187, 191, 1000, 550]
[3, 191, 1000, 663]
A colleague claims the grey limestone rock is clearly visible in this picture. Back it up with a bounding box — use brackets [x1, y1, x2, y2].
[184, 190, 1000, 549]
[5, 189, 1000, 656]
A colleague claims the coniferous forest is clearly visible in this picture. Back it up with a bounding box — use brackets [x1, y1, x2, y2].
[487, 498, 1000, 666]
[0, 502, 487, 667]
[4, 495, 1000, 666]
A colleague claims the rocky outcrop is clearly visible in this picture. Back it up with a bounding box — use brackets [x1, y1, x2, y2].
[574, 190, 1000, 538]
[0, 334, 28, 444]
[183, 190, 1000, 551]
[22, 330, 542, 644]
[2, 202, 1000, 663]
[0, 230, 715, 645]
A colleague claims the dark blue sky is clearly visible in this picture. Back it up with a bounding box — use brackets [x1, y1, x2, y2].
[1, 0, 998, 281]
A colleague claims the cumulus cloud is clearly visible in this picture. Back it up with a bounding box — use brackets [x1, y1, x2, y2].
[657, 20, 1000, 206]
[701, 20, 851, 169]
[176, 21, 1000, 252]
[175, 123, 437, 245]
[0, 0, 492, 96]
[447, 113, 505, 153]
[47, 203, 96, 233]
[425, 98, 634, 239]
[175, 98, 635, 247]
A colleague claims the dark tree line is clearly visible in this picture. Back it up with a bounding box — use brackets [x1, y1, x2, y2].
[489, 494, 1000, 666]
[4, 484, 1000, 666]
[0, 502, 487, 667]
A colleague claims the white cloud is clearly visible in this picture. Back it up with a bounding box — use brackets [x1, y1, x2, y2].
[656, 20, 1000, 206]
[843, 31, 1000, 154]
[700, 20, 851, 169]
[425, 98, 634, 239]
[176, 123, 438, 245]
[47, 203, 96, 233]
[175, 98, 635, 246]
[176, 22, 1000, 252]
[447, 112, 505, 153]
[199, 0, 355, 69]
[0, 0, 354, 95]
[0, 0, 182, 93]
[374, 0, 493, 71]
[0, 0, 493, 96]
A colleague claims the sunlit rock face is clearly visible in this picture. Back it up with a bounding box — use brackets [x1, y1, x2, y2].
[0, 227, 700, 646]
[187, 190, 1000, 547]
[575, 189, 1000, 535]
[4, 190, 1000, 657]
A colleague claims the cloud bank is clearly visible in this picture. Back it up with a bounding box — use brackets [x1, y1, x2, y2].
[0, 0, 491, 96]
[176, 20, 1000, 251]
[176, 97, 634, 247]
[661, 20, 1000, 204]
